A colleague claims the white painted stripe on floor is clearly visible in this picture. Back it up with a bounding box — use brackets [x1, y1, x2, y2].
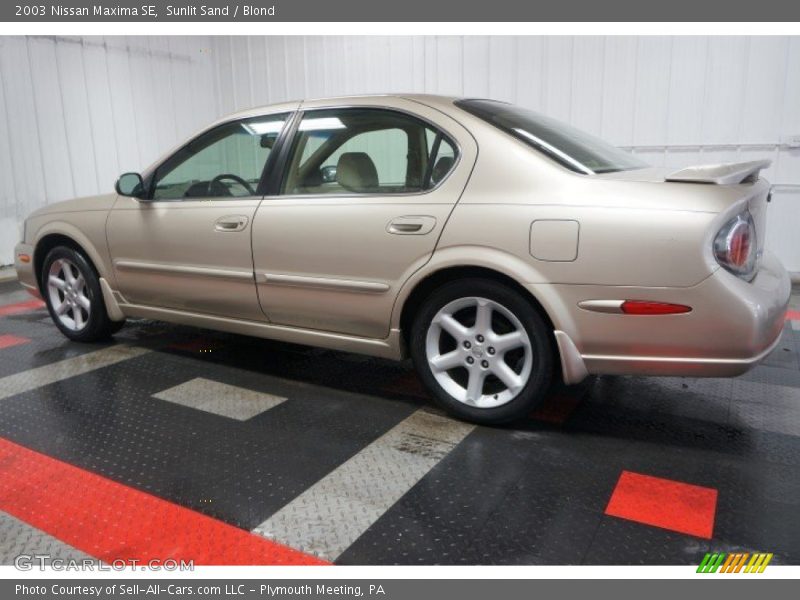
[253, 409, 475, 561]
[0, 345, 151, 401]
[153, 377, 287, 420]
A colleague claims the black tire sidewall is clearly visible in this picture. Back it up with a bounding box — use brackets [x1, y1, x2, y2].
[41, 246, 113, 342]
[410, 279, 554, 425]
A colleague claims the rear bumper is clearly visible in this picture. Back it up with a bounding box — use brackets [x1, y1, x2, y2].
[538, 250, 791, 383]
[557, 332, 780, 384]
[14, 242, 41, 299]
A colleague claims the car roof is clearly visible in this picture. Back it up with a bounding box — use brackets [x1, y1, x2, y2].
[143, 94, 470, 176]
[224, 93, 463, 121]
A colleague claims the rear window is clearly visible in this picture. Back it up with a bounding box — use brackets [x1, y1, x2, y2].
[455, 99, 647, 175]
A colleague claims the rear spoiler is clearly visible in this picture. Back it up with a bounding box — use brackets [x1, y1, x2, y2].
[665, 159, 771, 185]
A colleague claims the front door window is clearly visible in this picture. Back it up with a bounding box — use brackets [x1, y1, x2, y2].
[151, 114, 288, 200]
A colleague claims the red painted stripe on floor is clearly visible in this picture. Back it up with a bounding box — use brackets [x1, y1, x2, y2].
[382, 371, 431, 400]
[0, 334, 31, 350]
[0, 437, 328, 566]
[605, 470, 717, 539]
[167, 337, 224, 354]
[786, 309, 800, 322]
[530, 392, 582, 425]
[0, 299, 45, 316]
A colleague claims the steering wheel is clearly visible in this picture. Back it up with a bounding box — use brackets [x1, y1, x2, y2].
[208, 173, 256, 197]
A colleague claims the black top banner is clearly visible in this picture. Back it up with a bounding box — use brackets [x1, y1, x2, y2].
[3, 0, 800, 22]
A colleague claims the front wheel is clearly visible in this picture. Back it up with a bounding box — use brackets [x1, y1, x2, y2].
[410, 279, 554, 425]
[42, 246, 125, 342]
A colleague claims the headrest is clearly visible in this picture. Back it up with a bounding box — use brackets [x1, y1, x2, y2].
[337, 152, 379, 192]
[431, 155, 455, 185]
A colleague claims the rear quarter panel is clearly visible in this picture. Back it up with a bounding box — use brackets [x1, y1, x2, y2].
[429, 114, 755, 289]
[393, 112, 762, 351]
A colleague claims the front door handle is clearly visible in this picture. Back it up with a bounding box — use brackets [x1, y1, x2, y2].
[387, 216, 436, 235]
[215, 215, 249, 232]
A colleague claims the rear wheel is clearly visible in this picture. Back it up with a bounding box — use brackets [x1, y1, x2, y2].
[410, 279, 554, 424]
[42, 246, 125, 342]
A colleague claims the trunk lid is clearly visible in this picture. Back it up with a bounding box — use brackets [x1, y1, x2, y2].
[664, 160, 772, 265]
[596, 160, 772, 268]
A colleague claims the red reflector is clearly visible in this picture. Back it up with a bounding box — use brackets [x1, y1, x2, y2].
[621, 301, 691, 315]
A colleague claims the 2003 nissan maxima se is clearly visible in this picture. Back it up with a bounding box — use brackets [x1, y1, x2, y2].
[14, 95, 791, 424]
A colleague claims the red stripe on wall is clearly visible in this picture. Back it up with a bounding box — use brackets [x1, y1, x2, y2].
[0, 299, 45, 316]
[786, 309, 800, 322]
[0, 437, 328, 566]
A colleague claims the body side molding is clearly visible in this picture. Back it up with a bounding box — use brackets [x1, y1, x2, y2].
[114, 260, 254, 281]
[262, 273, 390, 294]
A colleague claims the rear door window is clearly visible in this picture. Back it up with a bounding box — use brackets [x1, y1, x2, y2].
[280, 108, 457, 195]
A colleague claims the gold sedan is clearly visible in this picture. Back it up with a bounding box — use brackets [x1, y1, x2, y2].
[14, 95, 791, 424]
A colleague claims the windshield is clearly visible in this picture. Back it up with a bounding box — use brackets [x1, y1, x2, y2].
[455, 99, 647, 175]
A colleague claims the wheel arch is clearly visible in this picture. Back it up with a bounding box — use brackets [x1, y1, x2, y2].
[397, 264, 558, 351]
[33, 225, 109, 294]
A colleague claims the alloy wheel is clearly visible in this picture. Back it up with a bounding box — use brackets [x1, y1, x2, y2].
[425, 296, 533, 409]
[47, 258, 91, 332]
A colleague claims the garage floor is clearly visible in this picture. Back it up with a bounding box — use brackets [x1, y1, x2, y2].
[1, 279, 799, 566]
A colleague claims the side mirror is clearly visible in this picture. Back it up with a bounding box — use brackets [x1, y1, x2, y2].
[260, 134, 277, 149]
[115, 172, 146, 198]
[320, 165, 337, 184]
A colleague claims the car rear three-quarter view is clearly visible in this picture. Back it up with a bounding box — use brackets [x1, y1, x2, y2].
[14, 94, 791, 425]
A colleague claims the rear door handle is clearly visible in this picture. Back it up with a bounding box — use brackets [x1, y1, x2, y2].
[215, 215, 249, 232]
[387, 216, 436, 235]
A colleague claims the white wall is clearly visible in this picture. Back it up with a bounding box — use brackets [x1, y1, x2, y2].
[1, 35, 799, 273]
[211, 36, 800, 274]
[0, 35, 218, 264]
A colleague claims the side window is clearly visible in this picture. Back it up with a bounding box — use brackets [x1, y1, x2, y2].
[426, 129, 457, 187]
[152, 114, 288, 200]
[280, 108, 457, 195]
[324, 129, 409, 188]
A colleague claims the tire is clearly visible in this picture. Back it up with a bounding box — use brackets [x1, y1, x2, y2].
[41, 246, 125, 342]
[410, 278, 554, 425]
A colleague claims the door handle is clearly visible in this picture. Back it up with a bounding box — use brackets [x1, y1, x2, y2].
[214, 215, 249, 232]
[390, 222, 422, 233]
[387, 216, 436, 235]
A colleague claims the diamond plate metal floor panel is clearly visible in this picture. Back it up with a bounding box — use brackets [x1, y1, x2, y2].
[0, 311, 118, 379]
[0, 511, 94, 566]
[0, 345, 151, 401]
[2, 283, 800, 565]
[0, 281, 36, 306]
[584, 517, 711, 565]
[254, 410, 474, 561]
[0, 347, 415, 529]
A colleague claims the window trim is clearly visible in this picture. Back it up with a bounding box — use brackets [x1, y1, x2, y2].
[423, 131, 443, 189]
[143, 112, 295, 201]
[270, 105, 462, 200]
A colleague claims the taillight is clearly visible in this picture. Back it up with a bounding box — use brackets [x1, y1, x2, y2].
[713, 212, 757, 280]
